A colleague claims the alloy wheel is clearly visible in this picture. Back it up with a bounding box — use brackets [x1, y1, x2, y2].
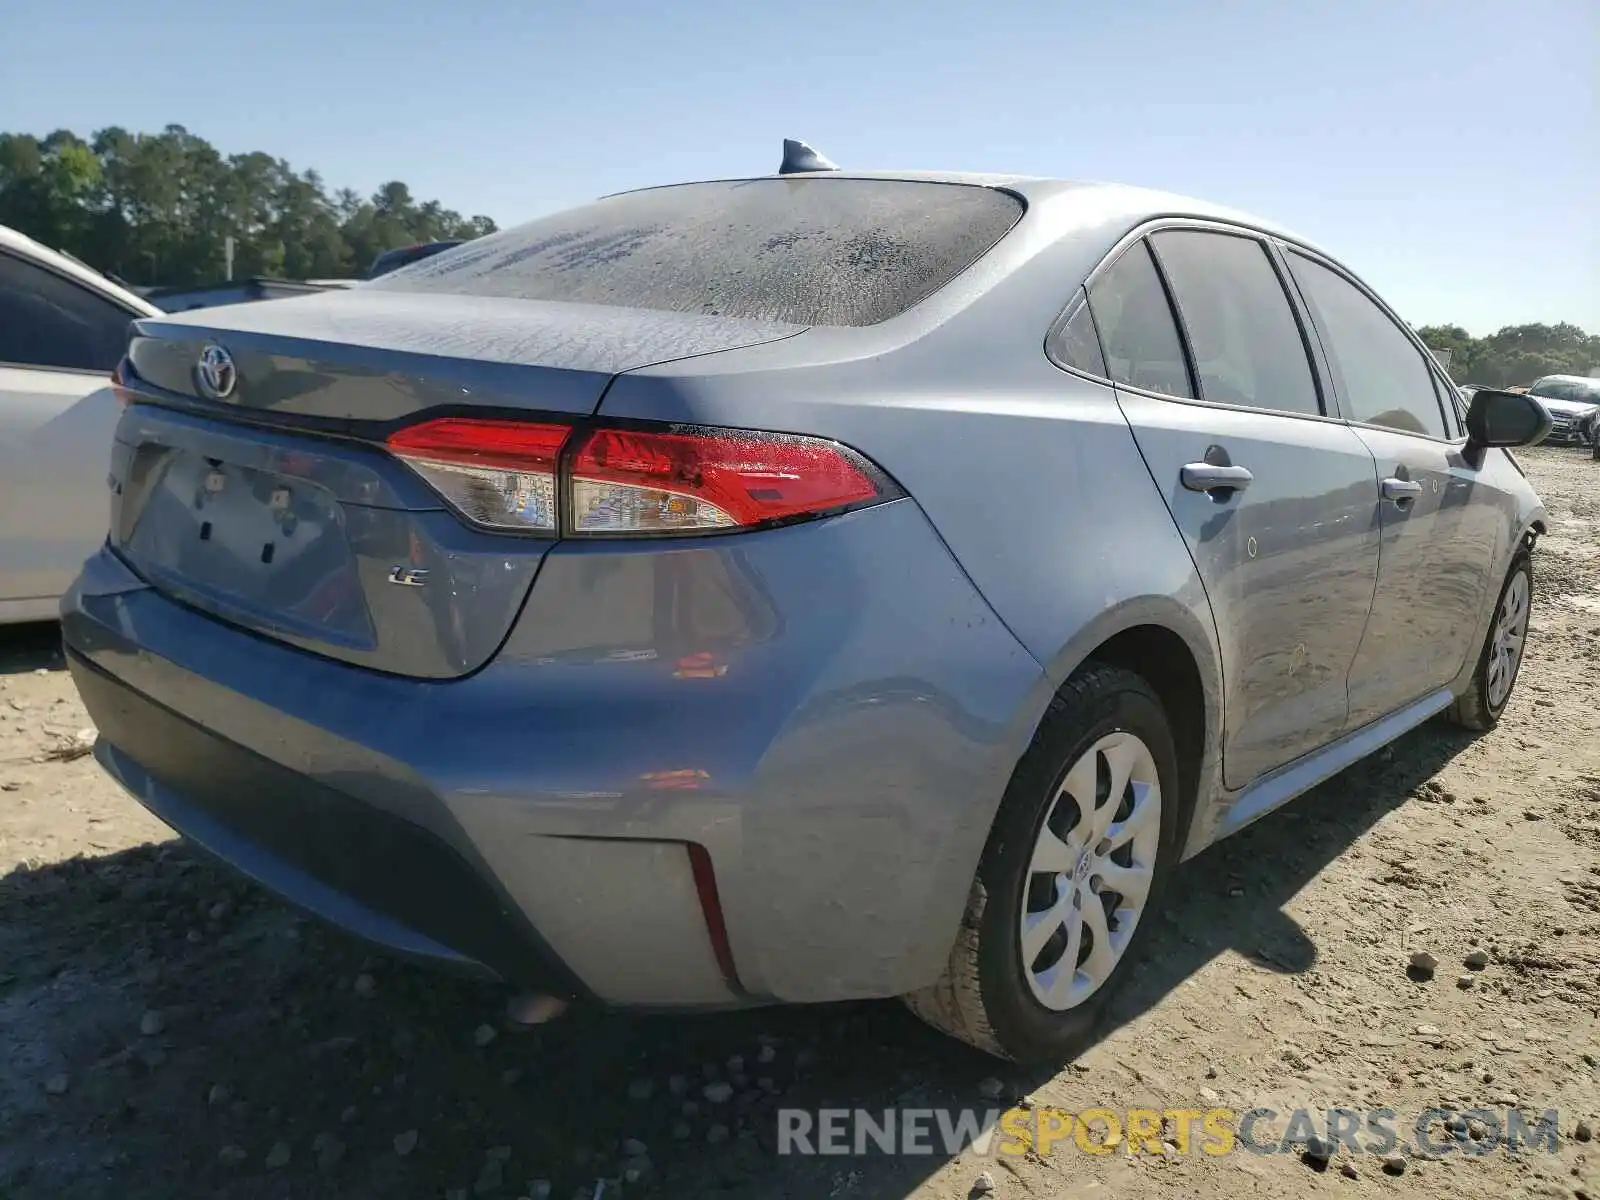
[1487, 567, 1530, 711]
[1019, 730, 1161, 1011]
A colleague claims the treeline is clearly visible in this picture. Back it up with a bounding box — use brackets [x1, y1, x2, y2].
[1417, 322, 1599, 389]
[0, 125, 497, 286]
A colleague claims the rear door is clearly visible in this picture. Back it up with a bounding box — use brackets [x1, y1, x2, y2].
[1283, 250, 1500, 727]
[0, 249, 134, 609]
[1076, 226, 1381, 789]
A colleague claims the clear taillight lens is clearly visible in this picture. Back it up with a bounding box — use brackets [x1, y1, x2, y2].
[385, 418, 898, 537]
[386, 418, 570, 532]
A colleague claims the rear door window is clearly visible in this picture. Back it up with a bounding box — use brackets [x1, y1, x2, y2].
[1286, 252, 1448, 439]
[0, 252, 134, 373]
[1148, 230, 1323, 417]
[368, 178, 1024, 327]
[1086, 241, 1194, 399]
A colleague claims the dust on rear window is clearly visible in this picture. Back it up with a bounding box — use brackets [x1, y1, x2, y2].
[367, 178, 1024, 327]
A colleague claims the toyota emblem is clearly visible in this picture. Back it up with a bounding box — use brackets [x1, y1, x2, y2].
[195, 343, 237, 400]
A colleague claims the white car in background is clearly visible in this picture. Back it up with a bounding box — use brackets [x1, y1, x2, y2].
[0, 225, 159, 624]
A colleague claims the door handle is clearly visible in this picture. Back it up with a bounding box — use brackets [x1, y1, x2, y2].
[1180, 463, 1254, 494]
[1381, 477, 1423, 502]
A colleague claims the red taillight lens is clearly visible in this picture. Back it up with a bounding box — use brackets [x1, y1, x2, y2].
[111, 357, 137, 405]
[386, 417, 572, 532]
[386, 417, 896, 537]
[566, 427, 884, 535]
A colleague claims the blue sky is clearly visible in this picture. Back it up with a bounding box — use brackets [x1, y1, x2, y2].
[4, 0, 1595, 334]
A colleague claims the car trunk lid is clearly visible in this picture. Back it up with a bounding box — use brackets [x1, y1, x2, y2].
[126, 289, 804, 423]
[111, 291, 804, 678]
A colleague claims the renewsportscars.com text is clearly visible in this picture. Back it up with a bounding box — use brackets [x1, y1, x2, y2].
[775, 1105, 1564, 1158]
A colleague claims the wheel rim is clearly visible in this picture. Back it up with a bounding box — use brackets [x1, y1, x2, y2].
[1019, 730, 1161, 1012]
[1486, 567, 1530, 711]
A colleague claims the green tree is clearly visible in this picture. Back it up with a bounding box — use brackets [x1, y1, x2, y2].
[336, 178, 491, 274]
[0, 130, 103, 252]
[0, 125, 499, 287]
[1418, 323, 1600, 387]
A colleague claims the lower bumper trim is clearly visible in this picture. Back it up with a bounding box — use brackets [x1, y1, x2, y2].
[68, 648, 585, 997]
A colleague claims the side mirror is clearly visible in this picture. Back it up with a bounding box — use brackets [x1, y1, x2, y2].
[1463, 388, 1552, 466]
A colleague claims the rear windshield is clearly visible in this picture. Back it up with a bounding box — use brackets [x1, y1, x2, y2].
[1529, 378, 1600, 404]
[367, 178, 1024, 327]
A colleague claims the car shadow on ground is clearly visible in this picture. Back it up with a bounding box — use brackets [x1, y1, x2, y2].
[0, 615, 1477, 1199]
[0, 621, 67, 676]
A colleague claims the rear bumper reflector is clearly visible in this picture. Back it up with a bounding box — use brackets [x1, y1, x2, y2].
[686, 841, 742, 992]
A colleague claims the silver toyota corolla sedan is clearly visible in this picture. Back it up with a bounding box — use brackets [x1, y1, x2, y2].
[61, 147, 1551, 1063]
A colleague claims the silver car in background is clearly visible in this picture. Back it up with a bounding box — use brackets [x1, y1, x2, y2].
[1525, 374, 1600, 446]
[0, 225, 159, 623]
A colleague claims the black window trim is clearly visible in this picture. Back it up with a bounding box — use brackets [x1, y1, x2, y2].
[1140, 238, 1202, 403]
[1277, 244, 1458, 447]
[1260, 238, 1349, 423]
[1046, 215, 1352, 427]
[0, 245, 145, 377]
[1428, 368, 1468, 441]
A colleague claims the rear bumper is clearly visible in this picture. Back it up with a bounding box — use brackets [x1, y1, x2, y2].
[62, 500, 1044, 1007]
[71, 649, 574, 989]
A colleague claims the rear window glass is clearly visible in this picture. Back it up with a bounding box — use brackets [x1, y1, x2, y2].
[368, 179, 1024, 327]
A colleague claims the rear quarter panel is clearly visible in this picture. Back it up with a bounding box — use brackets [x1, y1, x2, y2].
[601, 194, 1227, 865]
[478, 500, 1047, 1001]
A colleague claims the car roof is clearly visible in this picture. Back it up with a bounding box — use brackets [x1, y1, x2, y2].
[604, 170, 1336, 262]
[1531, 374, 1598, 386]
[0, 223, 162, 317]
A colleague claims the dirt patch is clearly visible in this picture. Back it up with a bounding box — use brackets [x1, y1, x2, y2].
[2, 448, 1598, 1200]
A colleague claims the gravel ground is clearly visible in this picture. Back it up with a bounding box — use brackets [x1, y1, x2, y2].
[1, 446, 1597, 1200]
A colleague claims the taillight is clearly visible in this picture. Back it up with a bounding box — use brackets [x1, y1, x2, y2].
[386, 418, 570, 532]
[567, 427, 884, 534]
[384, 417, 897, 537]
[111, 357, 137, 405]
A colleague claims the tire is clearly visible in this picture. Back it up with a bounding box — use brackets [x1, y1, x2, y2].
[902, 663, 1183, 1063]
[1449, 549, 1533, 731]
